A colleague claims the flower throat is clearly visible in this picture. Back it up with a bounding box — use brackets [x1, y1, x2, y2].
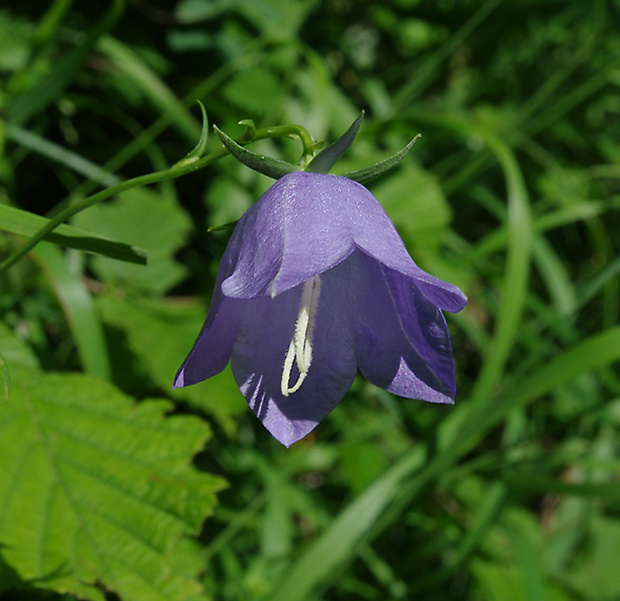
[281, 276, 322, 396]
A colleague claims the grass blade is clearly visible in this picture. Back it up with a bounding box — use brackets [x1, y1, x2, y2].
[0, 204, 147, 265]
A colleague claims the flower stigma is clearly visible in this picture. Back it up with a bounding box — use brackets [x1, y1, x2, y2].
[281, 275, 322, 396]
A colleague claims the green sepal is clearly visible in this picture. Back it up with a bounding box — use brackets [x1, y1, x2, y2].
[214, 125, 298, 180]
[207, 219, 239, 233]
[306, 112, 364, 174]
[173, 100, 209, 167]
[344, 134, 421, 183]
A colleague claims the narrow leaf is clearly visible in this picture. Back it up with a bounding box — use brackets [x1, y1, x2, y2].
[98, 34, 201, 143]
[33, 242, 111, 381]
[7, 1, 123, 125]
[6, 124, 120, 187]
[0, 204, 147, 265]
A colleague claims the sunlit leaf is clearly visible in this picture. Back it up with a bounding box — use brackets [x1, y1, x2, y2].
[73, 188, 191, 295]
[0, 369, 225, 601]
[0, 204, 147, 265]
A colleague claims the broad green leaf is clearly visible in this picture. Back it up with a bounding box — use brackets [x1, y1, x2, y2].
[73, 187, 192, 295]
[0, 369, 225, 601]
[371, 163, 452, 252]
[221, 68, 282, 115]
[0, 203, 147, 265]
[471, 560, 571, 601]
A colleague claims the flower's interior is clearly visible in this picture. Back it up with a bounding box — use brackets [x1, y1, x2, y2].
[280, 275, 322, 396]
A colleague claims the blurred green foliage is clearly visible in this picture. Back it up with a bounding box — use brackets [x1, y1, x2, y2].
[1, 0, 620, 600]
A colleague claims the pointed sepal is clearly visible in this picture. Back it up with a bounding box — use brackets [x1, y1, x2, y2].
[344, 134, 422, 183]
[207, 219, 239, 233]
[214, 125, 298, 180]
[306, 112, 365, 174]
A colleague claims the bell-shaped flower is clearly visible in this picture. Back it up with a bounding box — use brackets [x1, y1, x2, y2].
[174, 170, 467, 447]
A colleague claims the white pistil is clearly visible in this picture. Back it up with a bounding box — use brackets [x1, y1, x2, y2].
[281, 275, 322, 397]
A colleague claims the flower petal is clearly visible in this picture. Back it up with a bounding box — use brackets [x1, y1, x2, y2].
[222, 172, 354, 299]
[174, 225, 246, 387]
[348, 250, 457, 403]
[221, 172, 467, 313]
[229, 266, 357, 447]
[173, 295, 244, 387]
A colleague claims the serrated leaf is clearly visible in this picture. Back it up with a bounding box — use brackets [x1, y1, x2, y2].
[73, 188, 192, 295]
[0, 370, 225, 601]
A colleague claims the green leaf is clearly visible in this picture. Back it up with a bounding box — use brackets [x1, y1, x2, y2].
[98, 35, 201, 144]
[0, 203, 147, 265]
[33, 242, 111, 381]
[221, 68, 281, 114]
[0, 369, 225, 601]
[6, 124, 121, 187]
[72, 187, 192, 295]
[0, 321, 39, 403]
[0, 321, 39, 372]
[97, 295, 247, 435]
[565, 516, 620, 600]
[370, 162, 452, 252]
[471, 561, 572, 601]
[6, 1, 123, 126]
[0, 11, 33, 72]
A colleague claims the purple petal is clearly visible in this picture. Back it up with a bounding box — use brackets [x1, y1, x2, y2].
[348, 250, 457, 403]
[174, 295, 244, 387]
[229, 265, 357, 447]
[222, 172, 354, 299]
[221, 172, 467, 312]
[174, 226, 246, 387]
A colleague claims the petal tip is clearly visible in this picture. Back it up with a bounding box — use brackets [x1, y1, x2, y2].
[173, 370, 185, 389]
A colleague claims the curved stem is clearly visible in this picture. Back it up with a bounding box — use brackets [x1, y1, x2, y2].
[0, 125, 307, 273]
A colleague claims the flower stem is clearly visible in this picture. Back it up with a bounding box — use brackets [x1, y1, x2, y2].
[0, 125, 311, 273]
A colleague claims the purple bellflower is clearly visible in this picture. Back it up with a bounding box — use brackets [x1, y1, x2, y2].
[175, 115, 467, 447]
